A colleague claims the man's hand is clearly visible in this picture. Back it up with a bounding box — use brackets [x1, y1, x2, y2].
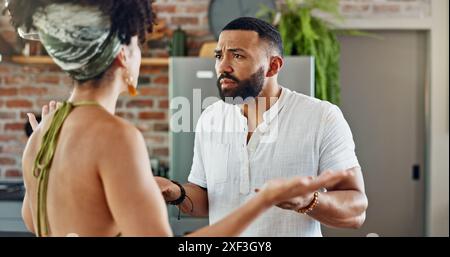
[27, 100, 62, 131]
[256, 170, 354, 208]
[154, 176, 182, 202]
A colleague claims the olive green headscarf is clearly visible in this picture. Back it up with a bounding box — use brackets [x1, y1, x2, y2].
[32, 3, 122, 81]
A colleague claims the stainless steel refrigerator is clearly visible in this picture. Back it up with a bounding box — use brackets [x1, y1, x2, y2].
[168, 57, 314, 235]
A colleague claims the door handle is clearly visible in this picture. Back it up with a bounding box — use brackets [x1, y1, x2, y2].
[412, 164, 420, 181]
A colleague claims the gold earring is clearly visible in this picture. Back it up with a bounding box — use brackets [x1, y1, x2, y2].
[124, 68, 138, 97]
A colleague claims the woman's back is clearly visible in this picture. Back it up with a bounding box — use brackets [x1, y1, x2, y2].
[22, 106, 130, 236]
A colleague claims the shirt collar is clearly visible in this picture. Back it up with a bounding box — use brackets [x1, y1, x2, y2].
[229, 86, 289, 131]
[262, 86, 288, 125]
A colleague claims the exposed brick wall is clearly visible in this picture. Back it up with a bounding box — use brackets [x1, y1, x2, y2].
[0, 0, 433, 179]
[0, 62, 170, 179]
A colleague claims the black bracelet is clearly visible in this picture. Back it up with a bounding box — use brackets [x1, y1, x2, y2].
[167, 180, 186, 206]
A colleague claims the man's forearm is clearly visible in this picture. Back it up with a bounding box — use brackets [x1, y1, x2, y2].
[177, 183, 209, 217]
[308, 190, 368, 229]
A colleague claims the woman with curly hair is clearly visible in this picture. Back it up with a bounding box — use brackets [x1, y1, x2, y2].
[5, 0, 351, 237]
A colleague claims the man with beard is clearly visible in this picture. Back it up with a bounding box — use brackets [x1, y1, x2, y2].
[156, 17, 368, 236]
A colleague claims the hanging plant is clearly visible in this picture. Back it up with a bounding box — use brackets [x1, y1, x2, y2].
[258, 0, 366, 105]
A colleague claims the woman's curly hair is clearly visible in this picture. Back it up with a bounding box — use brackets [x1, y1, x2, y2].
[5, 0, 155, 45]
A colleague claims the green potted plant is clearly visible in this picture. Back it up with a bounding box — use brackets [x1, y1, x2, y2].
[258, 0, 363, 105]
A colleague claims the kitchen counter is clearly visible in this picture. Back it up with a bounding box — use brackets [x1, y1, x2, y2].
[0, 181, 28, 234]
[0, 200, 28, 233]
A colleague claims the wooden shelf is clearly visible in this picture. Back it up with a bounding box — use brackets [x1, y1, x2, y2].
[11, 56, 54, 65]
[140, 57, 169, 66]
[10, 56, 169, 66]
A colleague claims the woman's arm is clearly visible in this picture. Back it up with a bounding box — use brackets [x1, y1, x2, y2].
[99, 122, 173, 236]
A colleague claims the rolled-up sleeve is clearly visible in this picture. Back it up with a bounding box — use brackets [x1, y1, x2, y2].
[319, 105, 360, 174]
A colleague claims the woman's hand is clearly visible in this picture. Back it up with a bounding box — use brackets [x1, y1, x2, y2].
[257, 170, 354, 207]
[27, 100, 62, 131]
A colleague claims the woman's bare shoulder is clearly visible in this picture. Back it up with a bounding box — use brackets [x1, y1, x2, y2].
[96, 112, 140, 137]
[90, 112, 144, 151]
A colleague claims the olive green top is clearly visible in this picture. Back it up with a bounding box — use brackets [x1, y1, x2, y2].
[33, 101, 101, 237]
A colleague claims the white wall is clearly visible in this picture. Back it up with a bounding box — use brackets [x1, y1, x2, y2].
[427, 0, 449, 237]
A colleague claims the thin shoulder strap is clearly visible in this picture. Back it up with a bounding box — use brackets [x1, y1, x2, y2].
[72, 100, 101, 107]
[33, 101, 74, 236]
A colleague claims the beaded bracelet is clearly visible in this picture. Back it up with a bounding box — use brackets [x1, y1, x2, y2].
[297, 191, 319, 214]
